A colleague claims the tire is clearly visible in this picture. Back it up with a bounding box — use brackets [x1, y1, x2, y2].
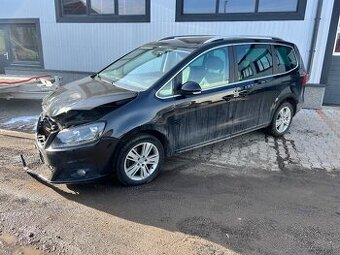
[267, 102, 294, 137]
[115, 134, 164, 186]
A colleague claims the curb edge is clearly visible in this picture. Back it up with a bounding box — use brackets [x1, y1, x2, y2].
[0, 129, 35, 140]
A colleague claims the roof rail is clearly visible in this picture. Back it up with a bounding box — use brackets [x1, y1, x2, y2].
[271, 36, 284, 41]
[159, 36, 176, 41]
[203, 36, 224, 44]
[158, 35, 284, 43]
[158, 35, 212, 41]
[234, 35, 284, 41]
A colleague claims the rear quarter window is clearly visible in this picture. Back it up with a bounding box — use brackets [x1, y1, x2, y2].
[274, 45, 298, 73]
[235, 44, 273, 81]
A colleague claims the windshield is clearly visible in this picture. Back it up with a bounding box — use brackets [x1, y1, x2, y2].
[98, 46, 192, 91]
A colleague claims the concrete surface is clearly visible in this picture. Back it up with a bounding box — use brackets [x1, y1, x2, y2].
[303, 85, 325, 109]
[183, 107, 340, 172]
[0, 106, 340, 254]
[0, 129, 35, 140]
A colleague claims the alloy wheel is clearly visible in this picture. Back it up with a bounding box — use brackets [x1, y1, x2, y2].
[124, 142, 160, 181]
[275, 106, 292, 133]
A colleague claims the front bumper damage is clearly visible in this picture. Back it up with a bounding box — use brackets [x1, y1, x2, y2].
[21, 153, 67, 184]
[21, 116, 119, 185]
[20, 147, 110, 185]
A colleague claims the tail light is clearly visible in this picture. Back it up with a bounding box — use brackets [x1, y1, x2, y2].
[302, 72, 308, 86]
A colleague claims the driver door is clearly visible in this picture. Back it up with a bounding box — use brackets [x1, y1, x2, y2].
[162, 46, 237, 151]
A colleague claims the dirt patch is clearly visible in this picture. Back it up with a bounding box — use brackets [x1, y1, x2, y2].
[0, 232, 50, 255]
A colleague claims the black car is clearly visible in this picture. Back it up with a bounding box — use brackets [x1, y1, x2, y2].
[26, 35, 307, 186]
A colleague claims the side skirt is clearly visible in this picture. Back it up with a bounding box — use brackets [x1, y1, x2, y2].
[175, 123, 270, 154]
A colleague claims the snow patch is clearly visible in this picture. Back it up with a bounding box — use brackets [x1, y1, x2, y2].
[3, 115, 39, 125]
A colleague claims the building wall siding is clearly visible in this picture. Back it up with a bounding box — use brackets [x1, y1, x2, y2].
[0, 0, 335, 84]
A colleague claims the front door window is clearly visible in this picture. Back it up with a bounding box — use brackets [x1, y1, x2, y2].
[180, 47, 230, 90]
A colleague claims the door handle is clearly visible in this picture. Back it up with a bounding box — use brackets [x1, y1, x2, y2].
[234, 88, 249, 97]
[238, 89, 249, 97]
[223, 95, 233, 101]
[233, 88, 240, 97]
[223, 88, 246, 101]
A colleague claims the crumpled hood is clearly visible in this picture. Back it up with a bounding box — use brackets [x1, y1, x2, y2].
[42, 76, 138, 117]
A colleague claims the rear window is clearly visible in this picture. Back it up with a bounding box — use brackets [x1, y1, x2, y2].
[274, 45, 298, 73]
[235, 44, 273, 81]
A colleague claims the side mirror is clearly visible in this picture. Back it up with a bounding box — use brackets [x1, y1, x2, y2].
[179, 81, 202, 95]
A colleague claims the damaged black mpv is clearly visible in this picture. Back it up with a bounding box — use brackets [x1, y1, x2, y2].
[27, 36, 307, 185]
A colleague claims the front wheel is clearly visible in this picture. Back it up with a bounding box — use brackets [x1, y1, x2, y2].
[115, 134, 164, 186]
[268, 102, 294, 137]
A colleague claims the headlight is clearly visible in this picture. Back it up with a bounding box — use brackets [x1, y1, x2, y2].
[51, 122, 105, 149]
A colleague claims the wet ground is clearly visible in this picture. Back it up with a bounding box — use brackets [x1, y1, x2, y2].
[0, 131, 340, 254]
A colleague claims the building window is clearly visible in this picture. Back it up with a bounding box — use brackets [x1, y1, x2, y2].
[176, 0, 307, 21]
[55, 0, 150, 23]
[9, 25, 40, 64]
[0, 19, 44, 67]
[333, 18, 340, 56]
[334, 34, 340, 55]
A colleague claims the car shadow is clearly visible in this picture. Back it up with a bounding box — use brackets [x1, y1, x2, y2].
[40, 156, 260, 252]
[40, 154, 340, 255]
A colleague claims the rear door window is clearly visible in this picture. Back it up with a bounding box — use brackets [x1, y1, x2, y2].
[274, 45, 298, 73]
[234, 44, 273, 81]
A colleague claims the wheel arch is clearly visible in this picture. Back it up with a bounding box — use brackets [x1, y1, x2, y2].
[113, 126, 172, 159]
[276, 95, 298, 116]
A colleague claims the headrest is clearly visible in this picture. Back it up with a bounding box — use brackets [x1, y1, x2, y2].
[204, 56, 224, 71]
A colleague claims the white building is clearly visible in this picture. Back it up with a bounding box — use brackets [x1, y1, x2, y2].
[0, 0, 339, 105]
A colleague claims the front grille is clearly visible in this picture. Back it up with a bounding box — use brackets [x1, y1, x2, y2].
[37, 116, 59, 146]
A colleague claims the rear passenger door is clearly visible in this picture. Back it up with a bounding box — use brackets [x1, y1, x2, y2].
[230, 43, 277, 133]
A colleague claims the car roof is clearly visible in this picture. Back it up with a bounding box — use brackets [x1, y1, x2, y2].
[146, 35, 291, 50]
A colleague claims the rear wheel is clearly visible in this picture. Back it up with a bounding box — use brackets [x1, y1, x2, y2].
[115, 134, 164, 186]
[268, 102, 294, 137]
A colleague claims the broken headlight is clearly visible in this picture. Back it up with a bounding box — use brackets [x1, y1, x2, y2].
[51, 122, 105, 149]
